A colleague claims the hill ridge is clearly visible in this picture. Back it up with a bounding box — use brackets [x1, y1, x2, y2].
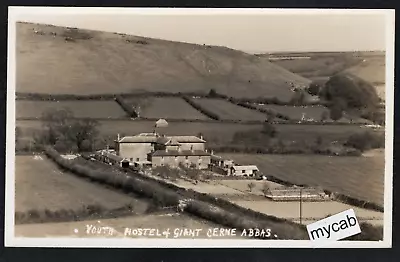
[16, 22, 311, 100]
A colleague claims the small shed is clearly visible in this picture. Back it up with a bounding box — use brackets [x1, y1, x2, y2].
[231, 165, 259, 177]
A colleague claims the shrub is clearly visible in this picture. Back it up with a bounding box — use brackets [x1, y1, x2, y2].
[345, 131, 385, 152]
[261, 122, 277, 137]
[321, 73, 380, 109]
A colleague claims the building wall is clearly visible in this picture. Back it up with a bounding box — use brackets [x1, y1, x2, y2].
[118, 143, 154, 162]
[152, 155, 210, 169]
[232, 168, 258, 176]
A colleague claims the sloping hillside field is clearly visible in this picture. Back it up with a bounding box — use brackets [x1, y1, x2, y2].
[16, 22, 310, 98]
[123, 97, 210, 120]
[220, 153, 385, 206]
[15, 155, 149, 212]
[194, 98, 267, 121]
[16, 100, 127, 119]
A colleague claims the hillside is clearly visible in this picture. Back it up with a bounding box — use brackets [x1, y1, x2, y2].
[16, 22, 311, 99]
[344, 55, 386, 100]
[265, 51, 386, 100]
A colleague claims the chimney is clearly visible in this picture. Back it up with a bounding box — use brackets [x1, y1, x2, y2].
[117, 133, 120, 141]
[211, 150, 214, 155]
[200, 135, 203, 140]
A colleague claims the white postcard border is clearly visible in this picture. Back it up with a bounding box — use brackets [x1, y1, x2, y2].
[5, 7, 395, 248]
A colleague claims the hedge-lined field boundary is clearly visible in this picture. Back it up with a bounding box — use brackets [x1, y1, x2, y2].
[263, 174, 384, 213]
[182, 96, 220, 121]
[45, 147, 309, 239]
[114, 96, 138, 118]
[15, 203, 159, 225]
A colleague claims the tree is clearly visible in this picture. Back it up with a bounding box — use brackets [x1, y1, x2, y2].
[307, 82, 321, 96]
[322, 73, 379, 109]
[40, 108, 99, 152]
[329, 106, 343, 121]
[15, 127, 21, 144]
[247, 182, 255, 192]
[262, 121, 277, 137]
[208, 89, 218, 98]
[321, 111, 328, 122]
[261, 183, 271, 197]
[315, 136, 323, 147]
[290, 89, 306, 106]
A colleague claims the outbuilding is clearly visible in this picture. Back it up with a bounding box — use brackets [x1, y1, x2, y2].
[231, 165, 259, 177]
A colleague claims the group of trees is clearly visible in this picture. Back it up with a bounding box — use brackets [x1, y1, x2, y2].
[36, 108, 100, 153]
[307, 73, 381, 123]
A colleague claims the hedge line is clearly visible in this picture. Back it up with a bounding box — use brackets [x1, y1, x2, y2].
[15, 91, 326, 106]
[254, 171, 384, 213]
[208, 145, 362, 157]
[114, 96, 138, 118]
[182, 96, 220, 120]
[47, 147, 308, 239]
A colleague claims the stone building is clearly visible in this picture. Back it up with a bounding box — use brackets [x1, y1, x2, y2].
[114, 132, 208, 169]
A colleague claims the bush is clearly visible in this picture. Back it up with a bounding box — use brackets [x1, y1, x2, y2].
[344, 223, 383, 241]
[261, 122, 277, 137]
[321, 73, 380, 109]
[345, 131, 385, 152]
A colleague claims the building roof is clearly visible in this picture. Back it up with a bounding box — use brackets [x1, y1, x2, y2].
[151, 150, 211, 157]
[155, 136, 171, 145]
[118, 136, 157, 143]
[117, 135, 205, 144]
[232, 165, 259, 171]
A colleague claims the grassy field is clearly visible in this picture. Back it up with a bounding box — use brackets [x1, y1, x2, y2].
[15, 155, 149, 212]
[17, 22, 310, 99]
[16, 120, 262, 145]
[194, 98, 268, 121]
[231, 199, 383, 226]
[146, 176, 383, 226]
[268, 52, 362, 79]
[16, 100, 127, 119]
[15, 212, 244, 239]
[123, 97, 210, 120]
[220, 153, 385, 206]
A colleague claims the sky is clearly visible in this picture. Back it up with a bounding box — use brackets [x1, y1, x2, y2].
[11, 8, 389, 53]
